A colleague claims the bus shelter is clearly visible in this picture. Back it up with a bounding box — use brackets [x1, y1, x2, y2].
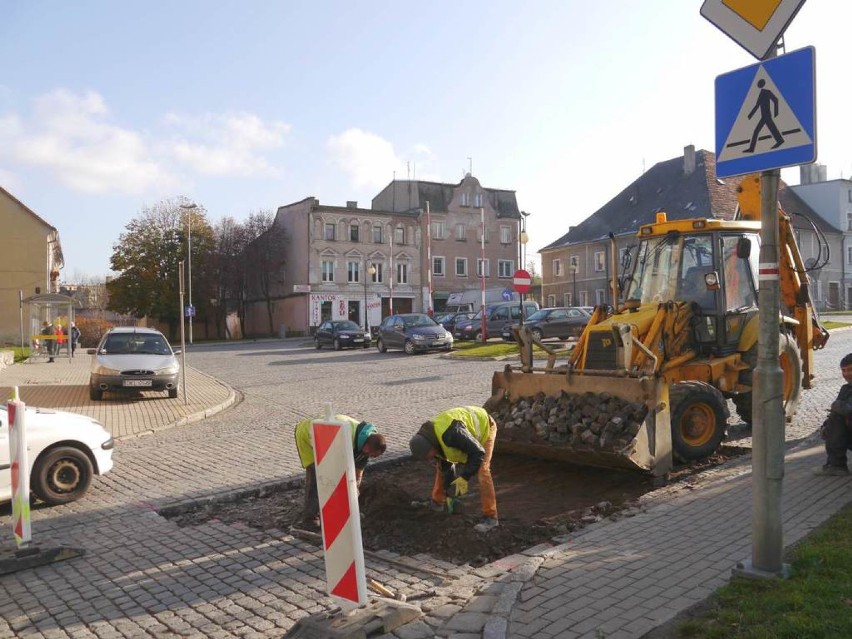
[24, 293, 76, 363]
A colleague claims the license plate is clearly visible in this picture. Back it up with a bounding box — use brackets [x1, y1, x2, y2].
[123, 379, 152, 387]
[353, 338, 364, 343]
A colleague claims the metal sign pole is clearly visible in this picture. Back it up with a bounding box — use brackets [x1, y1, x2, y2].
[179, 261, 188, 405]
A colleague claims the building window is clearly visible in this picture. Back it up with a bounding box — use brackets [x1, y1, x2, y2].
[477, 258, 490, 277]
[456, 258, 468, 277]
[848, 190, 852, 203]
[394, 226, 405, 245]
[373, 225, 383, 243]
[371, 263, 383, 283]
[350, 224, 360, 242]
[324, 223, 336, 241]
[498, 260, 513, 278]
[553, 259, 563, 277]
[500, 226, 511, 244]
[596, 289, 606, 304]
[347, 261, 360, 283]
[579, 290, 589, 306]
[321, 260, 334, 282]
[563, 292, 573, 306]
[397, 263, 409, 284]
[433, 256, 445, 276]
[474, 193, 482, 208]
[594, 251, 605, 272]
[455, 224, 466, 241]
[847, 246, 852, 264]
[569, 255, 579, 271]
[432, 221, 445, 240]
[847, 212, 852, 231]
[547, 295, 556, 306]
[461, 193, 469, 207]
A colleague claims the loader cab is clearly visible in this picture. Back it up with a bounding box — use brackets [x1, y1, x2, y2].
[626, 230, 759, 356]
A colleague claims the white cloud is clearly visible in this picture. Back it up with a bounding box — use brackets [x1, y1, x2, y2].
[163, 112, 291, 177]
[0, 89, 175, 194]
[327, 128, 406, 189]
[0, 90, 292, 195]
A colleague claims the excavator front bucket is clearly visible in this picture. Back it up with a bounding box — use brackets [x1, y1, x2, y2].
[487, 365, 673, 476]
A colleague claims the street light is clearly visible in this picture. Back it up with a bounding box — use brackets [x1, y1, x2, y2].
[179, 203, 197, 344]
[571, 261, 578, 305]
[519, 211, 530, 272]
[364, 261, 376, 332]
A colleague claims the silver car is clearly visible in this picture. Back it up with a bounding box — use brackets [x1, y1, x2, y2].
[89, 327, 180, 400]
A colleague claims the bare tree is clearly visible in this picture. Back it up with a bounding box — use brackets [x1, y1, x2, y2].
[243, 211, 287, 336]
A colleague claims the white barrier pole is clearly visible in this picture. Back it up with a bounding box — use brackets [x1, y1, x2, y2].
[8, 386, 32, 548]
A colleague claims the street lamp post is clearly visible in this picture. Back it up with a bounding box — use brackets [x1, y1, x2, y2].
[363, 261, 376, 332]
[571, 262, 578, 305]
[519, 212, 530, 298]
[179, 203, 198, 345]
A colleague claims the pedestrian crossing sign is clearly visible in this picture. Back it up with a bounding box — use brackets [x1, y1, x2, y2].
[715, 46, 816, 179]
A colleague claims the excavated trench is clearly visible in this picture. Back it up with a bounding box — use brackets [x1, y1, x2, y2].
[163, 449, 746, 567]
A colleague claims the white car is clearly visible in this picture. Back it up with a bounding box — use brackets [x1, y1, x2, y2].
[0, 404, 114, 505]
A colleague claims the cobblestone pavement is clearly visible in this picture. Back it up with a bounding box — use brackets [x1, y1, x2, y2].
[1, 333, 852, 638]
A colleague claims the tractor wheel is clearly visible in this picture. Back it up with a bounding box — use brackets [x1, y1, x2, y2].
[732, 334, 802, 426]
[670, 381, 729, 462]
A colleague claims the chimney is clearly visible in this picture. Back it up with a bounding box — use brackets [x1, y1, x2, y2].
[817, 164, 827, 182]
[346, 201, 357, 209]
[683, 145, 696, 175]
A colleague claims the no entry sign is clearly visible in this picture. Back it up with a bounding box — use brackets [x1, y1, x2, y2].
[513, 269, 532, 294]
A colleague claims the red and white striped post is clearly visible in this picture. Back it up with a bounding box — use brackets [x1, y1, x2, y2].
[311, 409, 367, 609]
[8, 386, 32, 548]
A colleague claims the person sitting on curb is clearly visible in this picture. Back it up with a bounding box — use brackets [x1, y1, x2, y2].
[409, 406, 499, 533]
[816, 353, 852, 476]
[294, 415, 386, 530]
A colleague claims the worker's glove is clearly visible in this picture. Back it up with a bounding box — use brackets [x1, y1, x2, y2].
[449, 477, 469, 498]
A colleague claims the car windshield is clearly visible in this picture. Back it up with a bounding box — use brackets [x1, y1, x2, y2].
[525, 309, 549, 322]
[101, 334, 171, 355]
[434, 313, 452, 323]
[333, 321, 360, 331]
[403, 315, 437, 328]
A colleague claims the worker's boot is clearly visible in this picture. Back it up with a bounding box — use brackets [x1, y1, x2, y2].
[473, 517, 499, 533]
[814, 464, 850, 477]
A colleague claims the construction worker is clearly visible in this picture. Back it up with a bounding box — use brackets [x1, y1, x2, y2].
[409, 406, 499, 533]
[294, 415, 386, 530]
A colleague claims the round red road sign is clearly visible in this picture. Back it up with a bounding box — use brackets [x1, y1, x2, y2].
[513, 269, 532, 294]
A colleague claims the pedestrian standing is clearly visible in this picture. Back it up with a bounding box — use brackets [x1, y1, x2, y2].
[55, 324, 65, 356]
[409, 406, 499, 532]
[40, 321, 56, 363]
[815, 353, 852, 476]
[70, 322, 81, 357]
[294, 415, 386, 530]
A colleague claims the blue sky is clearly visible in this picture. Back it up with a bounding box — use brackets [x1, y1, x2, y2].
[2, 1, 849, 279]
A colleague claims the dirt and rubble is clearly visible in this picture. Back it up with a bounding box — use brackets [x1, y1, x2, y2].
[166, 450, 745, 568]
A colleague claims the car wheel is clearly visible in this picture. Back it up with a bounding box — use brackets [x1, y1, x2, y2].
[89, 387, 103, 401]
[334, 338, 342, 351]
[404, 340, 416, 355]
[531, 328, 544, 341]
[475, 331, 484, 343]
[168, 387, 178, 399]
[315, 337, 321, 350]
[362, 341, 371, 349]
[377, 338, 387, 353]
[31, 446, 94, 505]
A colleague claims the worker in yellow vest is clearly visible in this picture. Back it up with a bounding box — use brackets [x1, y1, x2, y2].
[294, 415, 386, 530]
[409, 406, 498, 533]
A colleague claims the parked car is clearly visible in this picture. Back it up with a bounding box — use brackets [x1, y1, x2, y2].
[376, 313, 453, 354]
[501, 306, 592, 342]
[89, 327, 180, 400]
[434, 311, 476, 334]
[315, 320, 371, 350]
[454, 301, 540, 341]
[1, 404, 114, 505]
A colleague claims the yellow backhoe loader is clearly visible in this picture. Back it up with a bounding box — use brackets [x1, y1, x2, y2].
[486, 175, 829, 476]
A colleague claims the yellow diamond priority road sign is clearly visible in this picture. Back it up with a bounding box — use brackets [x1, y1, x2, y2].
[701, 0, 807, 60]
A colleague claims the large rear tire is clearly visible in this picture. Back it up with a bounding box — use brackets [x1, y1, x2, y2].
[732, 334, 802, 426]
[670, 381, 729, 462]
